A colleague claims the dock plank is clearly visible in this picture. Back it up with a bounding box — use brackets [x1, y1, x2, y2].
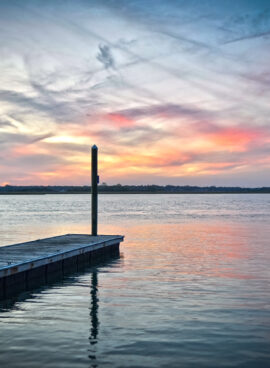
[0, 234, 124, 279]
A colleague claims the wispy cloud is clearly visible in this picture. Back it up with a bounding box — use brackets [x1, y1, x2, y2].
[97, 44, 115, 69]
[0, 0, 270, 185]
[110, 103, 214, 121]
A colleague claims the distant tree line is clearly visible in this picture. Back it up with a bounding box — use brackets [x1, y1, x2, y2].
[0, 184, 270, 194]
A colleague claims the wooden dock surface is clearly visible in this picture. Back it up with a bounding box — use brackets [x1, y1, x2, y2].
[0, 234, 124, 299]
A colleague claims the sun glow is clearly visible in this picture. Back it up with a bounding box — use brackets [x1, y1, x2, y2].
[44, 135, 88, 144]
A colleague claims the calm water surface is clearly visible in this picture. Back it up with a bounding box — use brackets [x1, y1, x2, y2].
[0, 194, 270, 367]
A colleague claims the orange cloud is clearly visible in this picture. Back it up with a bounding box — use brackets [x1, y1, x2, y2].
[11, 145, 45, 157]
[2, 113, 270, 185]
[106, 113, 135, 127]
[207, 127, 260, 150]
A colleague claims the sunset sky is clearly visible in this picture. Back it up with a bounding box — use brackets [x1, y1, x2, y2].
[0, 0, 270, 186]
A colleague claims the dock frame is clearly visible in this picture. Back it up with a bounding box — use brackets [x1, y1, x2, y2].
[0, 234, 124, 299]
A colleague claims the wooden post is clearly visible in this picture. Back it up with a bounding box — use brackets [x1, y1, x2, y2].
[91, 145, 98, 236]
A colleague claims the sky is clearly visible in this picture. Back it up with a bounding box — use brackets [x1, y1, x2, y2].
[0, 0, 270, 187]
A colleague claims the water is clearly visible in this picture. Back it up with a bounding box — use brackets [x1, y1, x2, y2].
[0, 194, 270, 367]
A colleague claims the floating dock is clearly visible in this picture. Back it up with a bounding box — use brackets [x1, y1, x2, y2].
[0, 234, 124, 299]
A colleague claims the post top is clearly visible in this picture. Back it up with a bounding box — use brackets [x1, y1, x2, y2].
[92, 144, 98, 150]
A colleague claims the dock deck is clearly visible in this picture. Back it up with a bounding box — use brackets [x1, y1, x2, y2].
[0, 234, 124, 299]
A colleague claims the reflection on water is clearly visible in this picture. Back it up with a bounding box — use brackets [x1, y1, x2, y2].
[0, 194, 270, 367]
[0, 193, 270, 247]
[89, 272, 99, 367]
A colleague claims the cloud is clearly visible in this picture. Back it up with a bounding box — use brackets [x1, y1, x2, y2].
[42, 142, 91, 154]
[96, 44, 115, 69]
[221, 7, 270, 44]
[8, 153, 66, 169]
[222, 30, 270, 45]
[0, 119, 14, 128]
[85, 123, 168, 147]
[108, 103, 214, 121]
[0, 90, 49, 114]
[105, 113, 134, 127]
[0, 0, 270, 186]
[0, 89, 75, 122]
[0, 131, 53, 153]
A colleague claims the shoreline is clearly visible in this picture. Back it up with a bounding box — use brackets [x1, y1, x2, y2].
[0, 191, 270, 195]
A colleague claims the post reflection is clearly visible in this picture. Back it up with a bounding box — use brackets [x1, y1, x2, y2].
[88, 271, 99, 366]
